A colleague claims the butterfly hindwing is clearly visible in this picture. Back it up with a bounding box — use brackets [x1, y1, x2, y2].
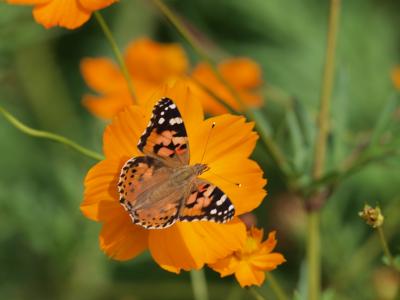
[137, 98, 189, 166]
[118, 155, 182, 229]
[179, 179, 235, 224]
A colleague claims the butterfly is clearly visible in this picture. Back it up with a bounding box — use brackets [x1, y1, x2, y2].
[117, 97, 235, 229]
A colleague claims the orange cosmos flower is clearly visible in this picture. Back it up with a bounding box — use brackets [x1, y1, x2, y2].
[81, 80, 267, 273]
[209, 228, 285, 287]
[191, 58, 263, 115]
[391, 66, 400, 90]
[6, 0, 116, 29]
[81, 38, 188, 120]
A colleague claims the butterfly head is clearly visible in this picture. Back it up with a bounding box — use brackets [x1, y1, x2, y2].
[192, 163, 209, 176]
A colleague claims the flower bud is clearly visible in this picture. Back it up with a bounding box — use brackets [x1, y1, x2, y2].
[358, 204, 384, 228]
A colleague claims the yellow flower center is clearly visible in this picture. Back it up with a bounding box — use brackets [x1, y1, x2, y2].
[234, 236, 259, 260]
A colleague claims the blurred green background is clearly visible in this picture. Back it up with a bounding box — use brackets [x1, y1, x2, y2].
[1, 0, 400, 299]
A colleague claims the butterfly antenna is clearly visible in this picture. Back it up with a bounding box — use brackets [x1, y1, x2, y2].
[200, 122, 216, 163]
[208, 171, 242, 188]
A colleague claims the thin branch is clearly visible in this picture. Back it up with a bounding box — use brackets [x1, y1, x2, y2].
[307, 1, 341, 300]
[0, 105, 103, 161]
[94, 11, 136, 102]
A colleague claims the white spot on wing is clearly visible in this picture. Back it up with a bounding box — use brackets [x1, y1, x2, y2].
[158, 117, 165, 124]
[216, 195, 227, 206]
[210, 209, 217, 215]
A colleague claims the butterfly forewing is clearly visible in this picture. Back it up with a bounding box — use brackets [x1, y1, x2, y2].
[137, 97, 190, 167]
[179, 179, 235, 224]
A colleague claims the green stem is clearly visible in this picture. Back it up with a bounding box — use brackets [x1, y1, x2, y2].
[0, 105, 103, 161]
[312, 0, 341, 179]
[93, 11, 136, 102]
[377, 226, 395, 269]
[190, 269, 209, 300]
[268, 273, 289, 300]
[307, 212, 321, 300]
[248, 287, 266, 300]
[307, 1, 341, 300]
[152, 0, 210, 66]
[152, 0, 291, 178]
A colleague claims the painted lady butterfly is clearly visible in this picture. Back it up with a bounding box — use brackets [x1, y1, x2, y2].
[118, 97, 235, 229]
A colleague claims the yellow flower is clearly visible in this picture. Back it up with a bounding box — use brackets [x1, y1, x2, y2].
[81, 38, 188, 120]
[81, 80, 267, 273]
[210, 228, 285, 287]
[6, 0, 116, 29]
[191, 58, 264, 114]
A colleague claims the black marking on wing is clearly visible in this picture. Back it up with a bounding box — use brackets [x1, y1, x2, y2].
[137, 97, 188, 153]
[179, 180, 235, 224]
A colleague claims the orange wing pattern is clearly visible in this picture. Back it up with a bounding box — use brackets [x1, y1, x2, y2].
[118, 156, 182, 229]
[137, 98, 189, 167]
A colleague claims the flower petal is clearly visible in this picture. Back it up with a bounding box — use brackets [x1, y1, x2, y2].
[82, 94, 131, 120]
[261, 231, 278, 252]
[103, 105, 146, 160]
[191, 58, 263, 114]
[7, 0, 49, 4]
[201, 156, 266, 215]
[148, 218, 246, 273]
[125, 38, 188, 83]
[81, 159, 124, 221]
[33, 0, 91, 29]
[80, 58, 127, 94]
[100, 216, 148, 261]
[250, 227, 264, 244]
[191, 115, 258, 164]
[249, 252, 286, 271]
[209, 255, 239, 277]
[79, 0, 116, 11]
[235, 261, 265, 287]
[219, 58, 262, 89]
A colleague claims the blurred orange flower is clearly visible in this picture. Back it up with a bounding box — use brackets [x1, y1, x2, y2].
[192, 58, 264, 114]
[209, 228, 285, 287]
[81, 38, 188, 120]
[391, 66, 400, 90]
[81, 80, 267, 273]
[6, 0, 116, 29]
